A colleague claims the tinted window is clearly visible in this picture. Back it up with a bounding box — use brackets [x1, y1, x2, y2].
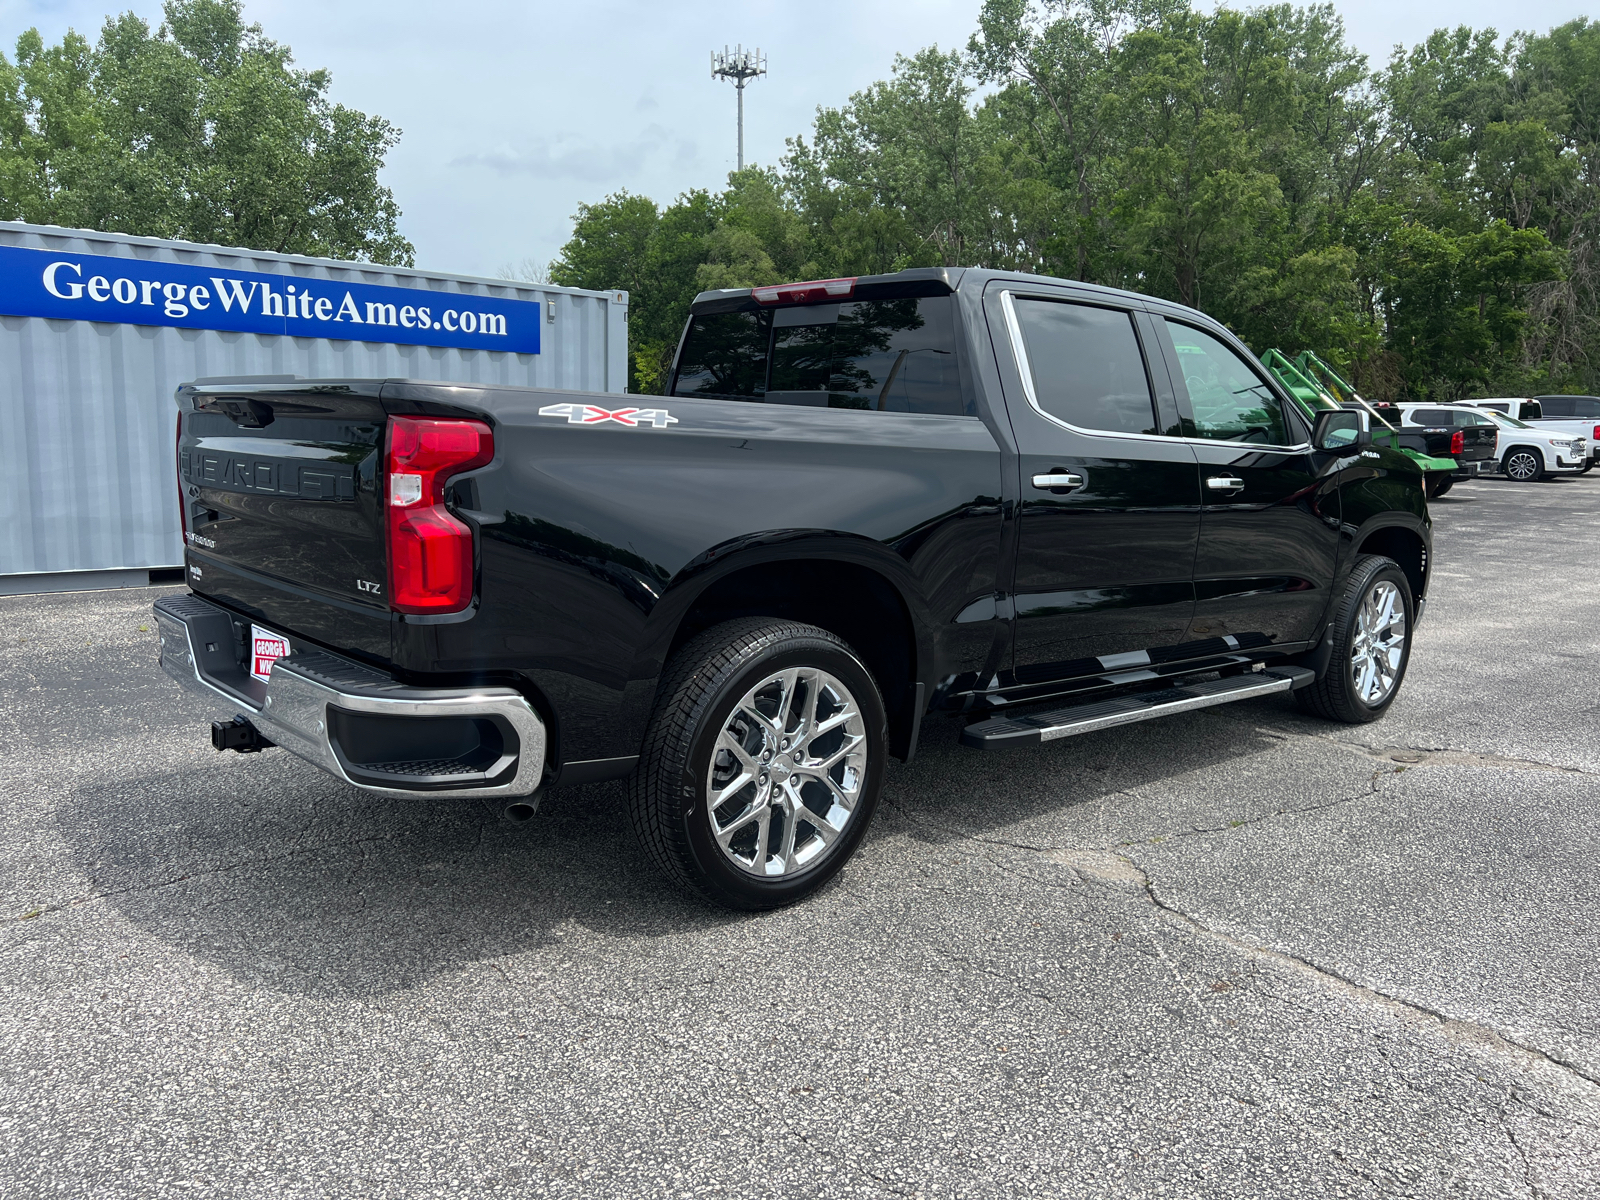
[1544, 396, 1600, 417]
[1519, 400, 1543, 419]
[1406, 409, 1453, 425]
[833, 299, 961, 414]
[1411, 408, 1489, 426]
[1478, 402, 1510, 413]
[673, 298, 965, 415]
[672, 311, 772, 399]
[1013, 299, 1157, 435]
[1164, 320, 1290, 444]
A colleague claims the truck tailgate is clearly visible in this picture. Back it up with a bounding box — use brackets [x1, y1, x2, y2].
[178, 382, 391, 661]
[1459, 426, 1496, 462]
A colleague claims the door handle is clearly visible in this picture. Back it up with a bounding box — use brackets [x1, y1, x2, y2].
[1032, 471, 1084, 492]
[1206, 475, 1245, 493]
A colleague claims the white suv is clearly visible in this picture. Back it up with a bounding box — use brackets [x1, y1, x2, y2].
[1455, 398, 1597, 471]
[1475, 409, 1588, 481]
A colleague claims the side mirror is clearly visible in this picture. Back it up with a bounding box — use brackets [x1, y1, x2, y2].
[1313, 408, 1370, 450]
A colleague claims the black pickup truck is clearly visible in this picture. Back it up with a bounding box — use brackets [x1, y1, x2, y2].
[1371, 403, 1500, 496]
[156, 267, 1430, 908]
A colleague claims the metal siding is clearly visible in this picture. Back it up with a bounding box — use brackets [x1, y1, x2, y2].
[0, 221, 626, 577]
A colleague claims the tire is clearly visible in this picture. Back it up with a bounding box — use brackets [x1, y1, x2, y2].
[1503, 447, 1544, 482]
[1427, 476, 1454, 498]
[1295, 555, 1413, 725]
[627, 618, 888, 910]
[1579, 460, 1593, 476]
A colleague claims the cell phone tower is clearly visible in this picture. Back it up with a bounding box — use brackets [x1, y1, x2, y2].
[711, 45, 766, 171]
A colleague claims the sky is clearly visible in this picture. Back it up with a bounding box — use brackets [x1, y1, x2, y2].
[0, 0, 1593, 279]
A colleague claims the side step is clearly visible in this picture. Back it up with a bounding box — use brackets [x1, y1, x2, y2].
[960, 666, 1316, 751]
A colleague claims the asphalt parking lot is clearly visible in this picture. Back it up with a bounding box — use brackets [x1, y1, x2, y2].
[3, 472, 1598, 1199]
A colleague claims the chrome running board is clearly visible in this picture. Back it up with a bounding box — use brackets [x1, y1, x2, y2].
[960, 666, 1316, 751]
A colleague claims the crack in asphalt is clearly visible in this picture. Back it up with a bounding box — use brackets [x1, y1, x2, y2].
[1259, 726, 1599, 777]
[1500, 1092, 1546, 1200]
[1075, 852, 1600, 1095]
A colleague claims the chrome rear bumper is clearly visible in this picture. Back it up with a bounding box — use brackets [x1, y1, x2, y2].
[154, 593, 545, 800]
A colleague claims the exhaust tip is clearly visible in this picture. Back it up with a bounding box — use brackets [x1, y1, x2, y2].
[503, 802, 537, 824]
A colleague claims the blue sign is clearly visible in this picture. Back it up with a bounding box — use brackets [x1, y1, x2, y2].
[0, 244, 540, 354]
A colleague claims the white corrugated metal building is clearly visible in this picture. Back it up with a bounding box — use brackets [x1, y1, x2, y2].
[0, 221, 628, 595]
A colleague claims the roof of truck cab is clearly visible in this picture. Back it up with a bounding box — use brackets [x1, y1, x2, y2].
[688, 266, 1193, 315]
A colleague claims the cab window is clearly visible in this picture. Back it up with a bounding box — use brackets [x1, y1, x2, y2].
[1164, 320, 1291, 445]
[1011, 298, 1158, 435]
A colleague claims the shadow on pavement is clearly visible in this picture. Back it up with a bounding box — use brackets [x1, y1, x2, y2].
[53, 695, 1299, 1000]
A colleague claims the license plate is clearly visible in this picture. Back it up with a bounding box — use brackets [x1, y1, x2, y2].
[249, 624, 291, 683]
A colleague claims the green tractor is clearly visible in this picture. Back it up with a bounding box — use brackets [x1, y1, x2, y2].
[1258, 349, 1459, 492]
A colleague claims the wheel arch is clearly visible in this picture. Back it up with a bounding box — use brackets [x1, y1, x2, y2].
[632, 532, 936, 762]
[1353, 521, 1429, 605]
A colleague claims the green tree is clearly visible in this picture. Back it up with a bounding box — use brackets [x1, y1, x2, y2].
[551, 1, 1588, 398]
[0, 0, 411, 264]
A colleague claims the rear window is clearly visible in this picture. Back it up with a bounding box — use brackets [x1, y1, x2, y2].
[671, 297, 966, 416]
[1519, 400, 1543, 420]
[671, 310, 772, 400]
[1540, 396, 1600, 418]
[1407, 408, 1456, 426]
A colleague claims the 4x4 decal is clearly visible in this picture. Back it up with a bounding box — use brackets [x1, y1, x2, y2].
[538, 403, 678, 428]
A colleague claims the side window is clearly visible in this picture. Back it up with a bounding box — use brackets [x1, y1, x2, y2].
[1409, 408, 1454, 425]
[1012, 298, 1158, 435]
[1539, 397, 1575, 417]
[672, 311, 771, 399]
[1164, 320, 1290, 445]
[1575, 398, 1600, 418]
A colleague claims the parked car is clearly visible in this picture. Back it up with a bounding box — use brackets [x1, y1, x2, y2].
[154, 267, 1432, 909]
[1386, 404, 1500, 496]
[1455, 398, 1597, 471]
[1472, 409, 1589, 481]
[1531, 395, 1600, 469]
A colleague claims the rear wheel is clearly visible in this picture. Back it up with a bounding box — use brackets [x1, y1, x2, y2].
[628, 618, 887, 910]
[1503, 447, 1544, 482]
[1296, 555, 1412, 725]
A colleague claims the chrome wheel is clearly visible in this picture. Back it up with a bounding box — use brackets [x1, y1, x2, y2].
[706, 666, 868, 878]
[1504, 450, 1541, 481]
[1350, 580, 1406, 705]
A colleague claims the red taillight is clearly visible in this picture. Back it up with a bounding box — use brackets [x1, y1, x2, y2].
[751, 277, 856, 305]
[1592, 424, 1599, 441]
[1450, 430, 1464, 455]
[385, 416, 494, 614]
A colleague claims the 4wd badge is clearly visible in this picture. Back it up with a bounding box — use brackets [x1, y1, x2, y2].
[538, 403, 678, 428]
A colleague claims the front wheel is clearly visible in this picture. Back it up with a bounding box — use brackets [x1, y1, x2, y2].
[1503, 447, 1544, 482]
[1296, 555, 1413, 724]
[1426, 475, 1454, 498]
[628, 618, 887, 910]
